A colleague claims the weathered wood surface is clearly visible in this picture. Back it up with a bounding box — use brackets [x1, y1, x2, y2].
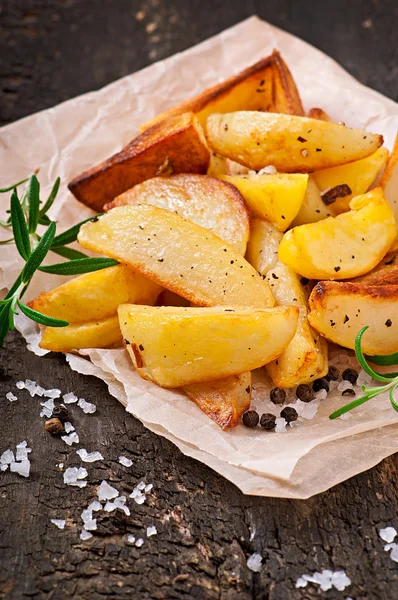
[1, 2, 398, 599]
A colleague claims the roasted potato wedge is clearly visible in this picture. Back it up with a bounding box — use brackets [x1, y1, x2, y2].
[308, 282, 398, 355]
[312, 147, 389, 215]
[105, 174, 250, 255]
[351, 249, 398, 286]
[28, 265, 162, 324]
[278, 188, 396, 280]
[307, 108, 332, 122]
[291, 176, 331, 226]
[183, 372, 251, 430]
[205, 112, 383, 173]
[245, 218, 283, 274]
[207, 152, 228, 177]
[380, 133, 398, 223]
[68, 112, 210, 212]
[219, 173, 308, 232]
[40, 316, 122, 353]
[140, 50, 304, 132]
[78, 204, 275, 308]
[118, 305, 298, 387]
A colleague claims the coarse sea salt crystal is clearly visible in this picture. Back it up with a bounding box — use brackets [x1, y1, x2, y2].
[76, 449, 104, 463]
[78, 398, 96, 414]
[379, 526, 397, 543]
[40, 398, 55, 418]
[130, 486, 146, 505]
[296, 570, 351, 592]
[61, 432, 79, 446]
[16, 381, 25, 390]
[275, 417, 287, 433]
[331, 571, 352, 591]
[104, 496, 130, 515]
[16, 441, 31, 461]
[357, 368, 373, 387]
[137, 481, 146, 490]
[144, 483, 153, 493]
[257, 165, 277, 175]
[80, 530, 92, 541]
[88, 500, 102, 512]
[10, 460, 30, 477]
[6, 392, 17, 402]
[57, 463, 64, 470]
[64, 422, 75, 433]
[1, 449, 15, 466]
[390, 544, 398, 562]
[338, 380, 354, 393]
[97, 480, 119, 501]
[44, 388, 61, 399]
[147, 526, 157, 537]
[315, 389, 328, 401]
[247, 553, 263, 572]
[64, 466, 88, 488]
[63, 392, 78, 404]
[119, 456, 133, 467]
[51, 519, 66, 529]
[127, 534, 136, 544]
[135, 538, 144, 547]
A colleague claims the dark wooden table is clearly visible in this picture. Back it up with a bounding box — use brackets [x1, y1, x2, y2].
[1, 2, 398, 599]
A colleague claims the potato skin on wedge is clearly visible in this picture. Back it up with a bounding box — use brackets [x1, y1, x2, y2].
[183, 372, 252, 430]
[118, 305, 299, 387]
[78, 204, 275, 308]
[68, 112, 210, 212]
[308, 282, 398, 355]
[105, 174, 250, 255]
[278, 188, 396, 280]
[205, 112, 383, 173]
[40, 316, 122, 353]
[28, 265, 162, 324]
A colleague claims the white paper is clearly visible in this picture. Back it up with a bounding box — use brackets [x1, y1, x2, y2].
[1, 17, 398, 498]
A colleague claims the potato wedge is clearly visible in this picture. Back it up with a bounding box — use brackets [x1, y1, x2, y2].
[78, 205, 275, 308]
[291, 176, 334, 227]
[307, 108, 332, 122]
[183, 372, 251, 430]
[105, 174, 250, 255]
[68, 112, 210, 212]
[219, 173, 308, 232]
[207, 152, 228, 177]
[380, 133, 398, 223]
[28, 265, 162, 324]
[278, 188, 396, 280]
[205, 112, 383, 173]
[118, 305, 298, 387]
[308, 282, 398, 355]
[352, 249, 398, 286]
[312, 147, 389, 215]
[40, 316, 122, 353]
[140, 50, 304, 132]
[245, 218, 283, 275]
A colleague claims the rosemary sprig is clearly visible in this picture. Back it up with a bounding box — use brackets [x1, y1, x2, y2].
[0, 174, 117, 346]
[329, 326, 398, 419]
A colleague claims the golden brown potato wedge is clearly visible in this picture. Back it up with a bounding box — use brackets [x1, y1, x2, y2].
[308, 282, 398, 355]
[40, 316, 122, 353]
[290, 176, 331, 226]
[68, 112, 210, 212]
[278, 188, 396, 280]
[307, 108, 332, 122]
[183, 372, 251, 430]
[205, 112, 383, 173]
[28, 265, 162, 324]
[380, 133, 398, 224]
[351, 249, 398, 286]
[140, 50, 304, 132]
[312, 147, 389, 215]
[118, 305, 299, 387]
[245, 218, 283, 275]
[105, 174, 250, 255]
[78, 204, 275, 308]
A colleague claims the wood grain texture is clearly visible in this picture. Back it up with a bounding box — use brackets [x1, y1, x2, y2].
[1, 1, 398, 598]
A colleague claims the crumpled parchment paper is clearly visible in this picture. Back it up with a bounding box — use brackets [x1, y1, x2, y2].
[1, 16, 398, 498]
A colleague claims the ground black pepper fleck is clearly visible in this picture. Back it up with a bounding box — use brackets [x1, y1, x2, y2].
[386, 319, 392, 327]
[260, 413, 276, 430]
[242, 410, 259, 428]
[138, 344, 144, 351]
[342, 368, 358, 385]
[344, 315, 350, 324]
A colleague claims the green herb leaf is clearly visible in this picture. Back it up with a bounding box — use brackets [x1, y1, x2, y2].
[366, 352, 398, 367]
[389, 382, 398, 413]
[17, 301, 69, 327]
[329, 393, 372, 419]
[0, 177, 29, 193]
[39, 177, 60, 217]
[27, 175, 40, 233]
[51, 215, 100, 247]
[39, 257, 118, 275]
[38, 214, 51, 226]
[10, 189, 31, 260]
[50, 245, 88, 260]
[354, 326, 393, 383]
[0, 305, 10, 346]
[0, 238, 14, 245]
[21, 221, 56, 283]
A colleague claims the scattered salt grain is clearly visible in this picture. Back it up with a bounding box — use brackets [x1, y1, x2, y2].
[296, 570, 351, 592]
[61, 432, 79, 446]
[104, 496, 130, 515]
[137, 481, 146, 490]
[63, 466, 88, 488]
[64, 422, 75, 433]
[81, 510, 97, 531]
[384, 543, 396, 551]
[119, 456, 133, 467]
[147, 526, 157, 537]
[1, 449, 15, 467]
[130, 485, 146, 505]
[357, 368, 373, 388]
[80, 530, 92, 540]
[274, 417, 287, 433]
[40, 398, 55, 418]
[16, 381, 25, 390]
[87, 500, 102, 513]
[127, 535, 136, 544]
[63, 392, 78, 404]
[97, 480, 119, 501]
[390, 544, 398, 563]
[78, 398, 96, 414]
[331, 571, 352, 591]
[135, 538, 144, 547]
[338, 380, 354, 393]
[10, 460, 30, 477]
[144, 483, 153, 493]
[257, 165, 277, 175]
[51, 519, 66, 529]
[247, 553, 263, 572]
[379, 526, 397, 543]
[57, 463, 64, 470]
[44, 388, 61, 399]
[15, 441, 31, 461]
[315, 389, 328, 401]
[6, 392, 17, 402]
[76, 449, 104, 463]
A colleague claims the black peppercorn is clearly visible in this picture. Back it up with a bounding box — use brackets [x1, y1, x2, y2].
[342, 368, 358, 385]
[51, 404, 69, 422]
[242, 410, 259, 428]
[44, 418, 63, 435]
[280, 407, 298, 423]
[325, 366, 339, 381]
[296, 384, 315, 403]
[342, 388, 356, 397]
[312, 378, 329, 393]
[260, 413, 276, 430]
[270, 387, 286, 405]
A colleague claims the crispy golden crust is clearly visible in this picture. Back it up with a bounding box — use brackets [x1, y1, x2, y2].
[270, 50, 305, 116]
[307, 107, 332, 122]
[68, 112, 210, 212]
[352, 250, 398, 286]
